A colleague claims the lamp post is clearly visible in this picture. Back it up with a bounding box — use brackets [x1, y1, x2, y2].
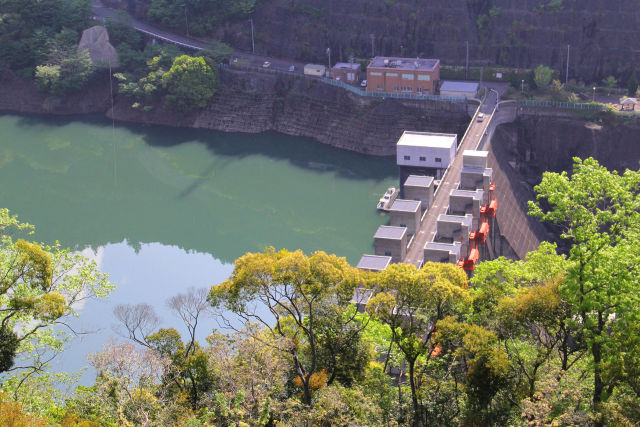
[593, 86, 596, 102]
[326, 47, 331, 77]
[521, 79, 524, 93]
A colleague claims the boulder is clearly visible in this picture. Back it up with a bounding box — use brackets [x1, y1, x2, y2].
[77, 25, 119, 68]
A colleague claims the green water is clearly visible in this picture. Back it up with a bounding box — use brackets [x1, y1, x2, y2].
[0, 113, 396, 379]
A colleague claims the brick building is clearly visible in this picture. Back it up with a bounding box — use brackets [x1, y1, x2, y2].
[366, 56, 440, 94]
[331, 62, 361, 83]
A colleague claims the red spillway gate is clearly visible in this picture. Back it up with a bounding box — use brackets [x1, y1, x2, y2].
[458, 183, 497, 273]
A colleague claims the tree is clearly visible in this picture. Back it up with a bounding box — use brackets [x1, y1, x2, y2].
[529, 157, 640, 425]
[88, 340, 170, 426]
[627, 72, 638, 96]
[209, 248, 363, 407]
[533, 65, 552, 88]
[603, 75, 618, 95]
[0, 208, 112, 387]
[365, 262, 470, 426]
[35, 47, 93, 94]
[162, 55, 219, 112]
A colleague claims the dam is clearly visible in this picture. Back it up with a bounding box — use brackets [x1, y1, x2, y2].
[358, 93, 520, 273]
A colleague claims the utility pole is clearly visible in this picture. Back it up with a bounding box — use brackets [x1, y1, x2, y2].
[249, 18, 255, 54]
[370, 34, 375, 57]
[326, 47, 331, 73]
[566, 44, 570, 84]
[466, 40, 469, 80]
[182, 3, 189, 37]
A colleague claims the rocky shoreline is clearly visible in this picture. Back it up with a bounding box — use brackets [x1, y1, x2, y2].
[0, 68, 471, 156]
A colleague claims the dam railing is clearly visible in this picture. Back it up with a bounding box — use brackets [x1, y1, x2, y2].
[519, 99, 607, 111]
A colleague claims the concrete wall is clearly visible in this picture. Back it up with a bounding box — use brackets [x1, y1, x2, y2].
[374, 235, 407, 263]
[460, 168, 492, 191]
[404, 185, 434, 210]
[390, 210, 421, 235]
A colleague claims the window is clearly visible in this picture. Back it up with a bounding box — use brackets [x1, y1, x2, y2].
[384, 251, 392, 256]
[435, 157, 442, 162]
[418, 74, 430, 81]
[419, 156, 426, 161]
[370, 71, 382, 76]
[386, 72, 398, 77]
[404, 155, 411, 161]
[377, 85, 383, 91]
[402, 73, 414, 80]
[393, 86, 398, 91]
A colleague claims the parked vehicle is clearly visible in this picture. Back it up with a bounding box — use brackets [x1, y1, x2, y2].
[262, 61, 271, 68]
[477, 113, 484, 122]
[361, 79, 367, 87]
[288, 65, 295, 72]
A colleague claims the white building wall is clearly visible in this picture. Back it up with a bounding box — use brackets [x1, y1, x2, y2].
[396, 143, 456, 169]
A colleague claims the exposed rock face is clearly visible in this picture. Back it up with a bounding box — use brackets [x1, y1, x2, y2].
[108, 68, 472, 155]
[224, 0, 640, 82]
[78, 26, 119, 68]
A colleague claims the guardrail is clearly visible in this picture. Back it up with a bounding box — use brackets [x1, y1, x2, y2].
[519, 99, 607, 111]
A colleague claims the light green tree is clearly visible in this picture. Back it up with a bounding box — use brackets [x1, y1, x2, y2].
[0, 208, 112, 393]
[162, 55, 219, 112]
[366, 262, 470, 426]
[533, 65, 552, 88]
[529, 157, 640, 425]
[209, 248, 363, 407]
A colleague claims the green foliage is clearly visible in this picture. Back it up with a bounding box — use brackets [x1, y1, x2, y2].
[603, 75, 618, 94]
[147, 0, 257, 37]
[533, 65, 553, 88]
[35, 47, 94, 94]
[627, 72, 638, 96]
[530, 157, 640, 419]
[0, 208, 112, 383]
[201, 40, 234, 64]
[162, 55, 219, 112]
[0, 0, 90, 71]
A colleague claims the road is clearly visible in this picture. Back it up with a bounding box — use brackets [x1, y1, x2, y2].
[91, 0, 309, 75]
[403, 90, 498, 267]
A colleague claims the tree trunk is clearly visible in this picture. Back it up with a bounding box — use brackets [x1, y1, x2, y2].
[592, 312, 605, 427]
[408, 358, 420, 427]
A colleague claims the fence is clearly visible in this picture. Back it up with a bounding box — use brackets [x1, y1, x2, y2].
[321, 77, 467, 102]
[519, 99, 607, 111]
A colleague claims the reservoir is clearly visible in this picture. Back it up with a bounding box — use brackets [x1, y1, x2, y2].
[0, 113, 396, 381]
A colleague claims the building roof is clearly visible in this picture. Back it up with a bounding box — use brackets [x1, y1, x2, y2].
[461, 167, 493, 177]
[304, 64, 326, 70]
[451, 189, 484, 200]
[368, 56, 439, 72]
[405, 175, 434, 188]
[463, 150, 488, 158]
[374, 225, 407, 240]
[356, 255, 392, 271]
[389, 199, 421, 213]
[621, 97, 638, 105]
[438, 214, 473, 228]
[425, 241, 462, 255]
[333, 62, 361, 70]
[440, 81, 480, 92]
[397, 131, 457, 149]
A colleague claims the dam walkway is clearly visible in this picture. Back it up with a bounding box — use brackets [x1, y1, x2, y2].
[402, 95, 517, 267]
